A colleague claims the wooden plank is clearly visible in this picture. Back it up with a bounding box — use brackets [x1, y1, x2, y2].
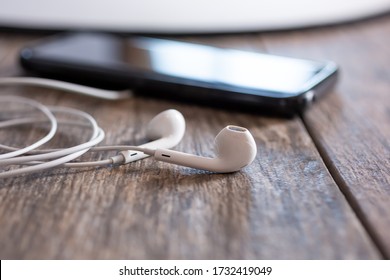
[0, 33, 380, 259]
[262, 16, 390, 257]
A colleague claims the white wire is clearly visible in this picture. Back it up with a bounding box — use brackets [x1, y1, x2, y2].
[0, 117, 39, 128]
[0, 77, 132, 100]
[0, 98, 109, 178]
[90, 145, 155, 153]
[0, 123, 103, 166]
[0, 96, 57, 160]
[0, 133, 105, 178]
[0, 129, 157, 178]
[0, 117, 89, 130]
[3, 145, 153, 169]
[64, 146, 155, 167]
[0, 118, 93, 153]
[15, 145, 155, 168]
[0, 79, 155, 178]
[3, 128, 104, 165]
[0, 149, 89, 178]
[64, 158, 114, 168]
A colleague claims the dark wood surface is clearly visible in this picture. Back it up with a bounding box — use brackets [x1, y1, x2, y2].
[0, 15, 389, 259]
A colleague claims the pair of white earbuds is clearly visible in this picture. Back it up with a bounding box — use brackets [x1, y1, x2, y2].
[0, 88, 257, 178]
[116, 109, 257, 173]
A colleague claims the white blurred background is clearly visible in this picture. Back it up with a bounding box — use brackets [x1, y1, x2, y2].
[0, 0, 389, 33]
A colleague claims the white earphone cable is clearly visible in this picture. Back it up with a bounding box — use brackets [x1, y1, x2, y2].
[0, 78, 193, 178]
[0, 104, 102, 164]
[0, 77, 132, 100]
[0, 96, 57, 160]
[0, 119, 96, 154]
[0, 96, 123, 178]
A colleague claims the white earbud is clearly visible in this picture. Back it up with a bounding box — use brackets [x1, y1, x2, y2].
[120, 109, 185, 163]
[150, 125, 257, 173]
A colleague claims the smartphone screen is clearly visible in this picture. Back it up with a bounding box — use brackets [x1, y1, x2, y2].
[20, 32, 338, 113]
[126, 38, 323, 95]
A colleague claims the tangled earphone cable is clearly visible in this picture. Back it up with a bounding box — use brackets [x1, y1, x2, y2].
[0, 95, 153, 178]
[0, 96, 58, 160]
[0, 83, 257, 177]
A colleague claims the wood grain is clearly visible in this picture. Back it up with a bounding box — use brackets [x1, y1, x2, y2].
[261, 15, 390, 258]
[0, 29, 383, 259]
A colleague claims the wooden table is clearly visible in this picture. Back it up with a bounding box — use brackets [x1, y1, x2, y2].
[0, 15, 389, 259]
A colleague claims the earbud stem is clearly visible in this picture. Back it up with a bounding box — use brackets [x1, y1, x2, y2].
[154, 149, 231, 173]
[119, 136, 178, 164]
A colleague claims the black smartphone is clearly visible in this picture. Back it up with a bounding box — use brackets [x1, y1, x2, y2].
[19, 32, 338, 115]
